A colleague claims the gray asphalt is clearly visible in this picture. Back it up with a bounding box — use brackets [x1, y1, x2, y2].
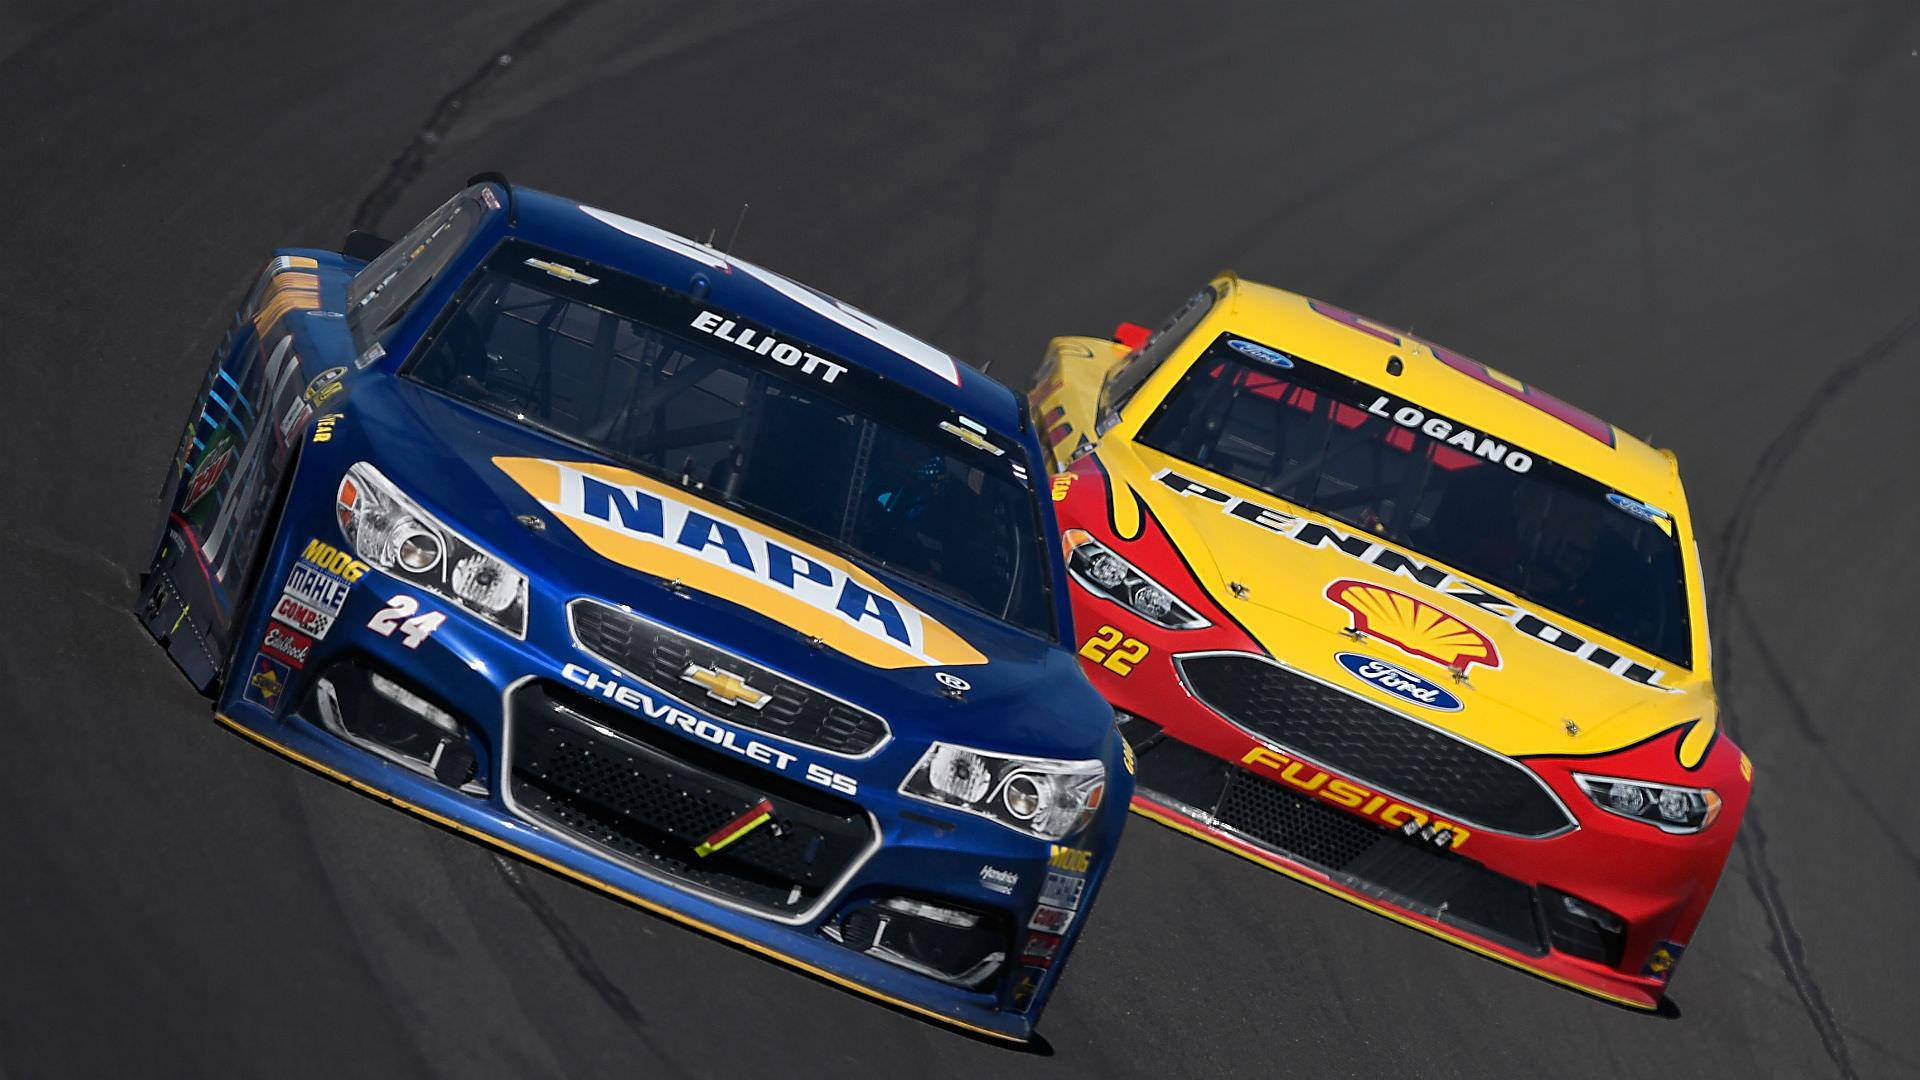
[2, 3, 1917, 1077]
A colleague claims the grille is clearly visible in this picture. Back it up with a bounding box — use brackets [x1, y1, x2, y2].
[570, 599, 888, 756]
[1135, 735, 1546, 956]
[1175, 653, 1572, 837]
[507, 682, 874, 917]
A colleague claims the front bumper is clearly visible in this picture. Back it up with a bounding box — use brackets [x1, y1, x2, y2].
[214, 556, 1124, 1043]
[1075, 610, 1745, 1011]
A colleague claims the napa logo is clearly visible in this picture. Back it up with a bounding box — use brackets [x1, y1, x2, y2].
[1335, 652, 1462, 712]
[493, 457, 984, 670]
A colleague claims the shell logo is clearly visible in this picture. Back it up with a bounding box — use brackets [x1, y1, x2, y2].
[1325, 579, 1501, 673]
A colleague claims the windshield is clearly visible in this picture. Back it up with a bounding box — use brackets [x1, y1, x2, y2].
[1138, 332, 1690, 665]
[406, 242, 1056, 638]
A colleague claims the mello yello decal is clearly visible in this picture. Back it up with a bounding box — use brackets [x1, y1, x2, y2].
[495, 457, 984, 669]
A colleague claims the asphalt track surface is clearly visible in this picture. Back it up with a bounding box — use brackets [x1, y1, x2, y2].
[3, 3, 1918, 1077]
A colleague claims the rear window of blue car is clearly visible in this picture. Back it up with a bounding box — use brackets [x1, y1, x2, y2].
[403, 241, 1057, 639]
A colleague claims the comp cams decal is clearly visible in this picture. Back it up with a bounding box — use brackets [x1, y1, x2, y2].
[562, 664, 859, 795]
[1153, 468, 1675, 690]
[498, 457, 985, 670]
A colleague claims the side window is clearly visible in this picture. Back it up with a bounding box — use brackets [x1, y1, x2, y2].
[1096, 286, 1217, 431]
[348, 187, 489, 353]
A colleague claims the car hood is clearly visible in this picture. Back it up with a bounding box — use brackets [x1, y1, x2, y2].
[343, 378, 1113, 760]
[1112, 440, 1715, 761]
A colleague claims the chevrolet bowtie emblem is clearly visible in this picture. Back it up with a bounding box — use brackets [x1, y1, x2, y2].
[681, 663, 771, 710]
[522, 257, 600, 285]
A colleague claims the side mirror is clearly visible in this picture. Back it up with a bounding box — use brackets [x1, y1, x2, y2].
[341, 230, 393, 263]
[1112, 322, 1152, 350]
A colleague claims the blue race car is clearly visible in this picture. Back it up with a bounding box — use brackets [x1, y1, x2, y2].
[139, 176, 1129, 1041]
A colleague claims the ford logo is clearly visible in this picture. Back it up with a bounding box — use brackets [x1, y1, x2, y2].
[1335, 652, 1462, 712]
[1227, 338, 1294, 367]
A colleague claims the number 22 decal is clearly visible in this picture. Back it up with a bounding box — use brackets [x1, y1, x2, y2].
[367, 594, 446, 648]
[1079, 625, 1149, 676]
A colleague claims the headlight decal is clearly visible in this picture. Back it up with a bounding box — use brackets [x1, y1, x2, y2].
[337, 462, 530, 638]
[1061, 528, 1209, 630]
[1573, 772, 1721, 833]
[901, 743, 1107, 841]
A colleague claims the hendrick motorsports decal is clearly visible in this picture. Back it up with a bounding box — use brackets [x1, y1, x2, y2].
[498, 457, 985, 669]
[1153, 468, 1676, 690]
[562, 664, 858, 794]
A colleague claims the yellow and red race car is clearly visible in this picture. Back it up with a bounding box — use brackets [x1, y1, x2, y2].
[1028, 275, 1750, 1009]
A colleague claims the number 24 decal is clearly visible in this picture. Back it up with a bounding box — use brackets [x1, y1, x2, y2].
[368, 594, 445, 648]
[1079, 625, 1149, 676]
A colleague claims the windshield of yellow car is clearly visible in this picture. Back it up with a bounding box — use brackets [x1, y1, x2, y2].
[1137, 333, 1690, 666]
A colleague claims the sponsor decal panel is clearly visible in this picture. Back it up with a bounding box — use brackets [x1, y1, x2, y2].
[1642, 940, 1685, 980]
[1154, 469, 1675, 690]
[1325, 578, 1499, 674]
[181, 442, 234, 512]
[1241, 744, 1470, 849]
[1039, 870, 1086, 911]
[1606, 492, 1673, 532]
[499, 457, 984, 669]
[1047, 845, 1092, 873]
[244, 653, 291, 711]
[272, 593, 335, 638]
[1027, 904, 1075, 934]
[979, 865, 1019, 895]
[302, 366, 348, 408]
[561, 664, 859, 795]
[1335, 652, 1462, 711]
[261, 623, 314, 668]
[1227, 338, 1294, 368]
[283, 562, 351, 617]
[1020, 932, 1063, 968]
[311, 412, 343, 443]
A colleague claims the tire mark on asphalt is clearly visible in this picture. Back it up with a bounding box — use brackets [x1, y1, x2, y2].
[1199, 8, 1825, 282]
[1708, 304, 1920, 1080]
[488, 855, 689, 1078]
[351, 0, 602, 233]
[1732, 595, 1920, 882]
[1336, 121, 1652, 301]
[928, 0, 1053, 371]
[1634, 0, 1665, 370]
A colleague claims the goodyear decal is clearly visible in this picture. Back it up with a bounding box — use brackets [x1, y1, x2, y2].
[501, 457, 984, 669]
